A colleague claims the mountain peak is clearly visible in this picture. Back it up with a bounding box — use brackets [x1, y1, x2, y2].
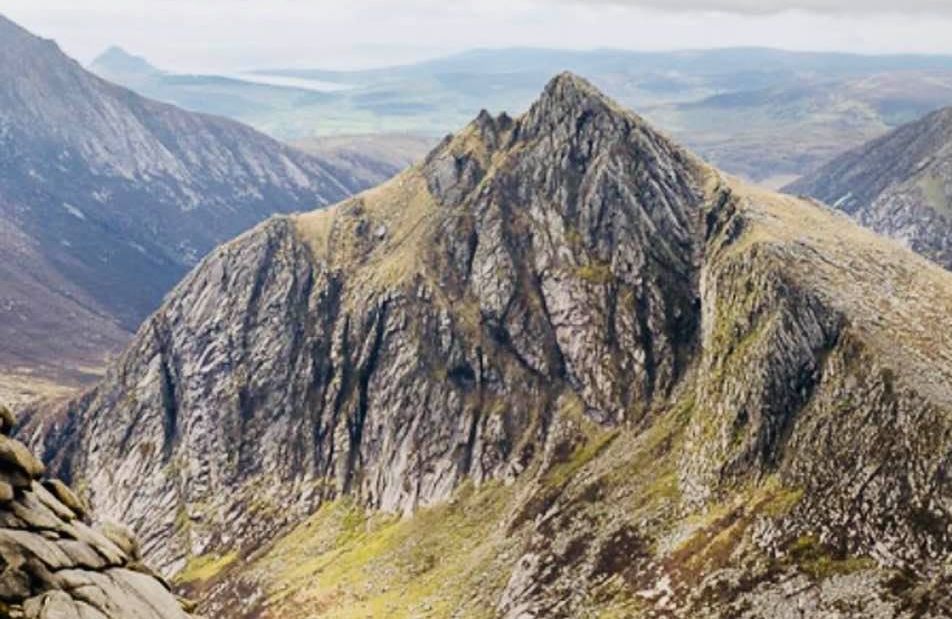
[31, 63, 952, 616]
[423, 72, 696, 210]
[91, 45, 160, 76]
[544, 70, 604, 99]
[96, 45, 136, 61]
[548, 70, 645, 115]
[529, 71, 625, 121]
[39, 69, 717, 572]
[517, 69, 673, 155]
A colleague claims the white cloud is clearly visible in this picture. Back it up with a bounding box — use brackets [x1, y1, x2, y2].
[576, 0, 952, 14]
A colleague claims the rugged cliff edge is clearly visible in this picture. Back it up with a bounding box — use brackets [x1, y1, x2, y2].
[0, 404, 196, 618]
[785, 106, 952, 270]
[25, 74, 952, 618]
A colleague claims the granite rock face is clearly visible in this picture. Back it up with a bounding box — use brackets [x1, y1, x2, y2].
[0, 404, 196, 618]
[25, 75, 952, 617]
[28, 73, 715, 573]
[785, 106, 952, 270]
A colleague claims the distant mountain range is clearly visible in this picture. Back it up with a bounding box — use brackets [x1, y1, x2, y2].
[786, 106, 952, 270]
[29, 73, 952, 618]
[89, 46, 343, 133]
[0, 15, 395, 401]
[91, 46, 952, 184]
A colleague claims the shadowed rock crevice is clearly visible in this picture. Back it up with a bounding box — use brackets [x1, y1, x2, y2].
[344, 299, 390, 496]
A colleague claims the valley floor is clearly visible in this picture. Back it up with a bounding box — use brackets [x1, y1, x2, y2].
[0, 369, 88, 409]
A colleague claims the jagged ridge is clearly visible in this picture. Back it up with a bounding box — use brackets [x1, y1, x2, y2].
[25, 74, 952, 617]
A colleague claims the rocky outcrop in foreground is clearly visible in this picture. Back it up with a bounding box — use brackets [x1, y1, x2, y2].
[0, 405, 195, 619]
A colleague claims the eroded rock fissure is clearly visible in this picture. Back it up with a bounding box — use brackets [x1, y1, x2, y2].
[344, 299, 390, 495]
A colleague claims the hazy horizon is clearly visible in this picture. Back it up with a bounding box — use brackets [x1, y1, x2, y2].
[91, 41, 952, 76]
[7, 1, 952, 74]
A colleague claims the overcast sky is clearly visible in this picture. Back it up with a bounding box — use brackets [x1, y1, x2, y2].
[4, 1, 952, 73]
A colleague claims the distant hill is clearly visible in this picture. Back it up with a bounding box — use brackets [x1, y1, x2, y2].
[785, 106, 952, 269]
[91, 45, 161, 78]
[92, 46, 952, 182]
[0, 15, 374, 397]
[650, 70, 952, 185]
[88, 46, 343, 136]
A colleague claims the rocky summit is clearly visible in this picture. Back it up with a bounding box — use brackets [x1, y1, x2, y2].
[0, 404, 196, 618]
[24, 74, 952, 618]
[785, 106, 952, 270]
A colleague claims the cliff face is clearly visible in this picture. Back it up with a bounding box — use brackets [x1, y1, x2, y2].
[29, 73, 712, 572]
[0, 405, 195, 618]
[26, 75, 952, 617]
[785, 106, 952, 270]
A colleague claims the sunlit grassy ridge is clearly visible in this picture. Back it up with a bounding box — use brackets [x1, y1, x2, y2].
[294, 169, 439, 295]
[729, 179, 952, 399]
[233, 484, 519, 618]
[187, 378, 847, 617]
